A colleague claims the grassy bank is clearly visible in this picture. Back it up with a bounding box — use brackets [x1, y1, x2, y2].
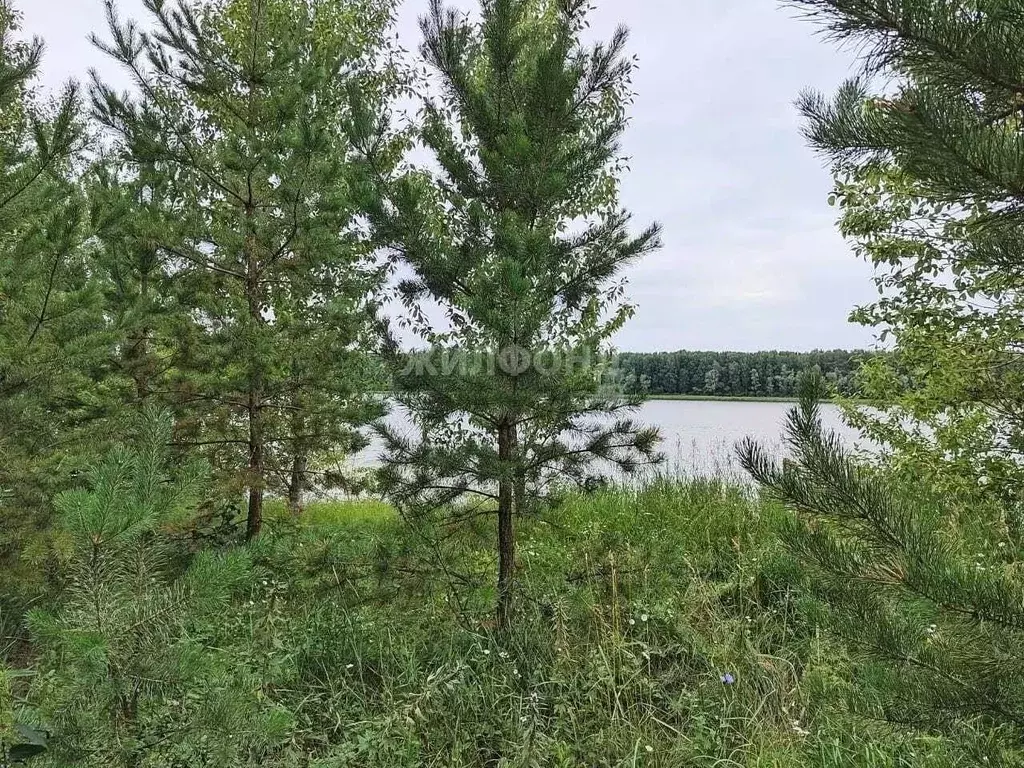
[245, 483, 968, 766]
[14, 482, 985, 766]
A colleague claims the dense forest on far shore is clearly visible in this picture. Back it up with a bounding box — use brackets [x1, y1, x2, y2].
[617, 350, 874, 398]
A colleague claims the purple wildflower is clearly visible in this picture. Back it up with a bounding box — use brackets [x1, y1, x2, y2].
[720, 673, 735, 685]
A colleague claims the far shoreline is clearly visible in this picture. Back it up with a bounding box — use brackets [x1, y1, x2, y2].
[644, 394, 869, 404]
[646, 394, 800, 403]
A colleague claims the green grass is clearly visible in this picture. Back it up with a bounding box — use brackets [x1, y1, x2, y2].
[264, 496, 395, 528]
[18, 483, 984, 766]
[236, 482, 977, 767]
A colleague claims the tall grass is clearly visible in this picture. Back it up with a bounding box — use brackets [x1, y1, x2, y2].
[228, 481, 978, 766]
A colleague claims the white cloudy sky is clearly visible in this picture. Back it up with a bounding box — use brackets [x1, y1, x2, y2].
[20, 0, 878, 352]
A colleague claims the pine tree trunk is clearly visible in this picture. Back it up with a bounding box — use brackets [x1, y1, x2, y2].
[124, 327, 150, 405]
[246, 388, 264, 541]
[288, 454, 307, 517]
[496, 421, 516, 630]
[511, 425, 526, 517]
[134, 327, 150, 403]
[133, 270, 151, 403]
[245, 231, 264, 542]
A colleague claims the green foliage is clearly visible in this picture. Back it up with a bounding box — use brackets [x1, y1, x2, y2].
[616, 349, 873, 398]
[788, 0, 1024, 505]
[10, 0, 1024, 762]
[84, 150, 184, 415]
[0, 0, 108, 605]
[90, 0, 407, 537]
[16, 409, 281, 768]
[263, 496, 395, 528]
[366, 0, 663, 625]
[827, 154, 1024, 508]
[187, 483, 998, 765]
[769, 4, 1024, 746]
[741, 375, 1024, 757]
[702, 0, 1024, 758]
[14, 477, 980, 766]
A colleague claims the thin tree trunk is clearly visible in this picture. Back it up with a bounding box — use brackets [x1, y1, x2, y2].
[133, 270, 152, 404]
[288, 454, 307, 517]
[246, 388, 263, 541]
[245, 229, 264, 542]
[125, 327, 150, 405]
[496, 421, 516, 630]
[511, 425, 526, 517]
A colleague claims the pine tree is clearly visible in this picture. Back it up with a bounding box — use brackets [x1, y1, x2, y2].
[741, 0, 1024, 744]
[799, 0, 1024, 502]
[19, 409, 276, 768]
[91, 0, 405, 538]
[790, 0, 1024, 463]
[0, 1, 106, 589]
[366, 0, 662, 628]
[86, 153, 182, 413]
[739, 375, 1024, 747]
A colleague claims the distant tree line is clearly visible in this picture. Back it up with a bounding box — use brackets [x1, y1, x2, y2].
[615, 350, 874, 398]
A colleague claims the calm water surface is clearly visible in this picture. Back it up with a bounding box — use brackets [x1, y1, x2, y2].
[639, 399, 861, 480]
[354, 399, 863, 481]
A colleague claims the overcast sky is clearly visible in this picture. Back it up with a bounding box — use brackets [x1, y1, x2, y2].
[20, 0, 877, 353]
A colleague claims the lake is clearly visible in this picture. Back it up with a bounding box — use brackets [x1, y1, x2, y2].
[639, 399, 861, 480]
[354, 399, 862, 482]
